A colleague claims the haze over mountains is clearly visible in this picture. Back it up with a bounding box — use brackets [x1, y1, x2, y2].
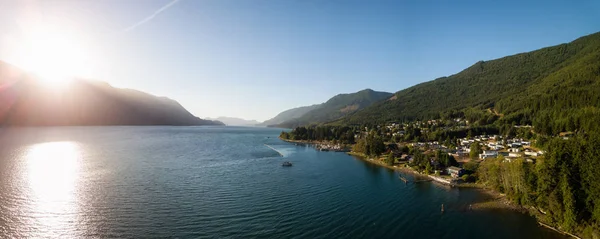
[0, 61, 223, 126]
[2, 31, 599, 130]
[207, 117, 260, 126]
[261, 89, 392, 128]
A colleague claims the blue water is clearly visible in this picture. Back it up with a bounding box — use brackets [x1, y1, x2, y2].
[0, 126, 565, 238]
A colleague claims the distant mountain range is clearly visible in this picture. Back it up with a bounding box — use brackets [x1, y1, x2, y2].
[258, 104, 321, 127]
[0, 61, 223, 126]
[207, 117, 260, 126]
[261, 89, 392, 128]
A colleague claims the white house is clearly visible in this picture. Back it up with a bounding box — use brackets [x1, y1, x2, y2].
[524, 151, 540, 157]
[508, 152, 521, 158]
[479, 150, 498, 159]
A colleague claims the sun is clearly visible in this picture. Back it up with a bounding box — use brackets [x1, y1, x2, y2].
[14, 27, 94, 86]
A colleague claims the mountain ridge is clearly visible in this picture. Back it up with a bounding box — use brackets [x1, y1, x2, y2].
[334, 31, 600, 135]
[0, 61, 223, 126]
[274, 89, 392, 128]
[258, 104, 322, 127]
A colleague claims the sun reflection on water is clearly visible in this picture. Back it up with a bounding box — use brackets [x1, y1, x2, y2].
[25, 141, 81, 237]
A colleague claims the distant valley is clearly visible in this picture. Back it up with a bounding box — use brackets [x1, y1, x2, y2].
[207, 117, 260, 126]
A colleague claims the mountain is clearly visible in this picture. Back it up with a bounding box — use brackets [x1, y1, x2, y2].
[275, 89, 392, 128]
[207, 117, 260, 126]
[335, 31, 600, 134]
[0, 61, 224, 126]
[258, 104, 322, 126]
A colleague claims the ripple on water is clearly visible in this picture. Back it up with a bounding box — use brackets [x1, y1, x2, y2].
[0, 127, 569, 239]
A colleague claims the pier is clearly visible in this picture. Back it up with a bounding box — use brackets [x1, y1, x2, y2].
[264, 144, 284, 157]
[399, 174, 432, 184]
[399, 175, 409, 183]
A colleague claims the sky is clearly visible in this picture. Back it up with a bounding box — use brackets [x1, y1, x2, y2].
[0, 0, 599, 121]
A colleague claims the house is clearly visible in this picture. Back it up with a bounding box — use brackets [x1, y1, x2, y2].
[524, 151, 540, 157]
[487, 143, 504, 150]
[479, 150, 498, 159]
[447, 166, 466, 178]
[400, 154, 411, 161]
[508, 148, 521, 153]
[508, 152, 521, 158]
[456, 150, 469, 158]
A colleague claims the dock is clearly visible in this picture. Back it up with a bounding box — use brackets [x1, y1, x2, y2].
[264, 144, 284, 157]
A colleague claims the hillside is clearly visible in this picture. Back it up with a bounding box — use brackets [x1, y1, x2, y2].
[208, 117, 260, 126]
[276, 89, 392, 128]
[0, 61, 223, 126]
[337, 31, 600, 135]
[259, 104, 322, 126]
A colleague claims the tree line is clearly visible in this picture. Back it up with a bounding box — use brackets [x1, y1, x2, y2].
[279, 126, 356, 144]
[477, 133, 600, 237]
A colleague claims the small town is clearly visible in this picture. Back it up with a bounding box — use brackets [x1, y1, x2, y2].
[280, 118, 549, 186]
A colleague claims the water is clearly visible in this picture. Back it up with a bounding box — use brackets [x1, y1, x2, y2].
[0, 126, 565, 238]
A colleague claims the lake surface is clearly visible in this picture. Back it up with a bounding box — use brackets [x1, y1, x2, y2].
[0, 126, 565, 238]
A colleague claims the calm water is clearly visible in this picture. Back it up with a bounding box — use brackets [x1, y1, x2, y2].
[0, 126, 565, 238]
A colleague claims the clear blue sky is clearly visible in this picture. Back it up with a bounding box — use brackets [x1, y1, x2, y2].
[1, 0, 599, 121]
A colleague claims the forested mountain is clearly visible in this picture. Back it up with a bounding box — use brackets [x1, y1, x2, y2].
[258, 104, 322, 127]
[207, 117, 259, 126]
[337, 31, 600, 135]
[276, 89, 392, 128]
[0, 61, 223, 126]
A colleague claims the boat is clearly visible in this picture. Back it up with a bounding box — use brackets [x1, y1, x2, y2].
[282, 161, 293, 167]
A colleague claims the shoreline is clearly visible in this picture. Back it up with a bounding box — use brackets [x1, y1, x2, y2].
[346, 149, 580, 238]
[280, 137, 579, 238]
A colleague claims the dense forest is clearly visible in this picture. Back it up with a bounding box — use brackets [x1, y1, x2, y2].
[279, 126, 356, 144]
[477, 133, 600, 237]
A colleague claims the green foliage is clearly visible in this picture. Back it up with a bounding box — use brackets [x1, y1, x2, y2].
[470, 143, 481, 160]
[280, 126, 356, 144]
[334, 32, 600, 136]
[262, 104, 321, 126]
[352, 131, 386, 157]
[477, 133, 600, 235]
[461, 174, 476, 183]
[463, 161, 479, 173]
[385, 152, 395, 166]
[277, 89, 392, 128]
[435, 150, 458, 168]
[409, 149, 428, 172]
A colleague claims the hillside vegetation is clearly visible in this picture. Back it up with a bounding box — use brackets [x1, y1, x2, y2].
[276, 89, 392, 128]
[259, 104, 321, 126]
[337, 32, 600, 135]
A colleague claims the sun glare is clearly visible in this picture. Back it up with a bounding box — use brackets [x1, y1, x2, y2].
[14, 27, 94, 86]
[25, 141, 80, 235]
